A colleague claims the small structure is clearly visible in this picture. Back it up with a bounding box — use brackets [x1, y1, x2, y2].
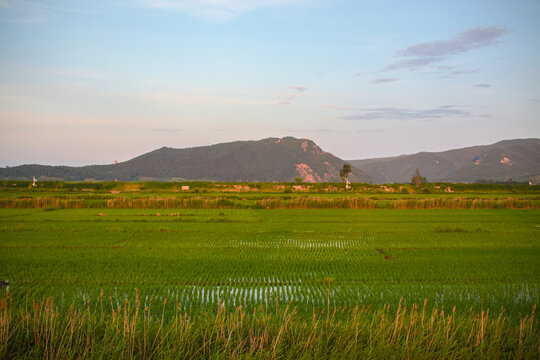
[181, 185, 190, 191]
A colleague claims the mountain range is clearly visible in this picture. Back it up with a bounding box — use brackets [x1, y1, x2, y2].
[0, 137, 371, 183]
[349, 138, 540, 183]
[1, 137, 538, 183]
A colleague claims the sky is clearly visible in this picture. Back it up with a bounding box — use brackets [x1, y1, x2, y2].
[1, 0, 539, 166]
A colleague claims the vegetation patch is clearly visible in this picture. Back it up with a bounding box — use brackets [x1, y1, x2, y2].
[0, 185, 538, 357]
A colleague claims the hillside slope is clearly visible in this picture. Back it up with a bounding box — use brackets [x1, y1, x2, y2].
[350, 138, 540, 183]
[0, 137, 372, 183]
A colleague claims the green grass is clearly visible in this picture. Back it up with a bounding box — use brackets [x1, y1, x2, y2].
[0, 186, 539, 358]
[1, 208, 538, 318]
[1, 294, 538, 359]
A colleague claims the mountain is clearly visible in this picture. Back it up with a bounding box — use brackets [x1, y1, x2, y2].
[349, 138, 540, 183]
[0, 137, 372, 183]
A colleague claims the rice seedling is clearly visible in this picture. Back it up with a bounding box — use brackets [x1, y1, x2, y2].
[0, 187, 538, 357]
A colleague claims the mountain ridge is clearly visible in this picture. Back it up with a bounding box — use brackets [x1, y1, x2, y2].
[349, 138, 540, 183]
[0, 137, 372, 183]
[2, 137, 538, 183]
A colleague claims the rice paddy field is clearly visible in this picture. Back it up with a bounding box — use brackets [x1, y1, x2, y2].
[0, 182, 539, 358]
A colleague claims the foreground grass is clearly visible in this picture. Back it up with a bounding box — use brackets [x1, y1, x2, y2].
[0, 294, 538, 359]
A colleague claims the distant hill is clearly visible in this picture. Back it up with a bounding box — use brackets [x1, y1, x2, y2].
[0, 137, 372, 183]
[349, 138, 540, 184]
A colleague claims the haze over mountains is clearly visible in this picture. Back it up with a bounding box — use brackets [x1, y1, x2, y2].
[1, 137, 538, 184]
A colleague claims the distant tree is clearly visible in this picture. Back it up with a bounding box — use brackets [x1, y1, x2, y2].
[294, 177, 303, 183]
[411, 168, 427, 186]
[340, 163, 352, 189]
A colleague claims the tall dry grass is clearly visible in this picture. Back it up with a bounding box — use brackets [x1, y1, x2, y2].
[0, 293, 537, 359]
[0, 196, 538, 210]
[391, 197, 537, 209]
[253, 197, 378, 209]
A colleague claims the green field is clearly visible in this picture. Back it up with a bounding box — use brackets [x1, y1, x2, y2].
[1, 207, 538, 315]
[0, 185, 539, 358]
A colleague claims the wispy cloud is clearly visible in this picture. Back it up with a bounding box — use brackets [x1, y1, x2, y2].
[0, 0, 111, 22]
[288, 85, 308, 92]
[370, 78, 399, 84]
[384, 26, 507, 71]
[473, 84, 491, 88]
[399, 26, 507, 57]
[277, 94, 295, 100]
[530, 99, 540, 103]
[275, 85, 308, 105]
[324, 104, 350, 111]
[354, 72, 363, 76]
[341, 106, 470, 121]
[139, 0, 305, 21]
[384, 57, 445, 71]
[1, 0, 304, 22]
[439, 69, 479, 78]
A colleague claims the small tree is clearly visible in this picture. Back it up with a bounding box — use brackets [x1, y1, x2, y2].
[340, 163, 352, 189]
[293, 177, 303, 183]
[411, 168, 427, 186]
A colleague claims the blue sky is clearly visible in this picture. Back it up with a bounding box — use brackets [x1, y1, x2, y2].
[1, 0, 539, 166]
